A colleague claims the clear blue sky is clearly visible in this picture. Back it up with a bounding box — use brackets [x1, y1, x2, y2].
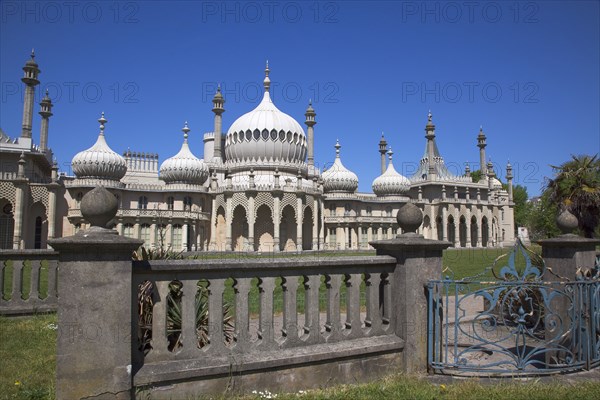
[1, 1, 599, 196]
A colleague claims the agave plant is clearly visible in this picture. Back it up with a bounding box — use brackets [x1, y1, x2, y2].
[135, 247, 235, 352]
[132, 246, 185, 261]
[166, 280, 235, 351]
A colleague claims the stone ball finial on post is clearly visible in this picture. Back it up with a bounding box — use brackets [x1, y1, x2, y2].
[556, 208, 578, 235]
[396, 202, 423, 237]
[80, 186, 118, 234]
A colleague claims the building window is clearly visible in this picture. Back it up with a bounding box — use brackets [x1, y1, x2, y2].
[0, 203, 14, 249]
[123, 223, 134, 238]
[167, 196, 174, 210]
[155, 224, 167, 248]
[76, 192, 83, 206]
[329, 227, 337, 246]
[183, 196, 192, 211]
[140, 224, 151, 248]
[385, 207, 392, 217]
[172, 224, 183, 250]
[366, 207, 372, 216]
[74, 223, 81, 234]
[344, 203, 351, 216]
[361, 228, 368, 245]
[138, 196, 148, 210]
[34, 216, 43, 249]
[329, 204, 336, 216]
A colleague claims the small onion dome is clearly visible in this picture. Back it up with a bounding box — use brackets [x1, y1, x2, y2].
[372, 148, 410, 196]
[25, 49, 38, 67]
[490, 177, 503, 189]
[322, 140, 359, 193]
[71, 112, 127, 180]
[160, 122, 209, 185]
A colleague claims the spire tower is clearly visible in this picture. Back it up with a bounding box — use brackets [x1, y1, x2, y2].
[425, 110, 436, 179]
[378, 133, 388, 174]
[39, 89, 53, 152]
[305, 100, 316, 168]
[477, 126, 487, 175]
[21, 49, 41, 139]
[212, 85, 225, 163]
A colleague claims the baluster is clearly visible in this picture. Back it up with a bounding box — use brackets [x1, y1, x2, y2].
[364, 272, 383, 336]
[147, 280, 170, 361]
[324, 274, 343, 342]
[301, 274, 322, 344]
[0, 261, 5, 303]
[256, 277, 275, 349]
[381, 273, 393, 332]
[29, 260, 41, 301]
[233, 277, 252, 351]
[281, 275, 300, 347]
[47, 259, 58, 300]
[179, 279, 198, 358]
[206, 278, 226, 354]
[11, 260, 24, 303]
[344, 273, 362, 339]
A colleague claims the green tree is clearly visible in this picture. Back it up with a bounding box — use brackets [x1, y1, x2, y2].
[526, 191, 560, 240]
[470, 169, 483, 183]
[546, 154, 600, 238]
[504, 184, 531, 230]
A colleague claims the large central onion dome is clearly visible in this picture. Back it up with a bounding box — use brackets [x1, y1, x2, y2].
[225, 63, 307, 164]
[322, 140, 359, 193]
[372, 149, 410, 196]
[160, 122, 209, 185]
[71, 112, 127, 181]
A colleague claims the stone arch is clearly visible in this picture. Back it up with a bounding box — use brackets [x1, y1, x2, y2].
[423, 215, 431, 239]
[482, 216, 489, 247]
[215, 206, 226, 251]
[447, 215, 456, 247]
[280, 205, 297, 251]
[459, 215, 467, 248]
[302, 207, 313, 250]
[255, 204, 274, 252]
[0, 198, 14, 249]
[231, 205, 249, 251]
[27, 202, 47, 249]
[470, 215, 478, 247]
[435, 215, 443, 241]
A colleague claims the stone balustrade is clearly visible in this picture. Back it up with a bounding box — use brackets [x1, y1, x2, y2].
[0, 249, 58, 315]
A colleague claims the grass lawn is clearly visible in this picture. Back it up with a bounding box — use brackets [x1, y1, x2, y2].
[0, 314, 56, 400]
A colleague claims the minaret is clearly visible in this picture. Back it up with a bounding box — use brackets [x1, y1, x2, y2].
[378, 133, 387, 174]
[39, 89, 53, 152]
[211, 85, 225, 163]
[487, 160, 495, 190]
[305, 100, 316, 168]
[477, 126, 487, 175]
[425, 111, 436, 179]
[21, 49, 41, 139]
[506, 160, 513, 201]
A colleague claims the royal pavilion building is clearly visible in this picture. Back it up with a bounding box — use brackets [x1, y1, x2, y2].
[0, 53, 515, 251]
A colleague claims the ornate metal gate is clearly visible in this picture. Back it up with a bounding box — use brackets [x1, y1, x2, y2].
[428, 241, 600, 376]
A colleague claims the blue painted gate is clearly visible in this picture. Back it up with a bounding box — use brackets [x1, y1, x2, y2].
[428, 241, 600, 376]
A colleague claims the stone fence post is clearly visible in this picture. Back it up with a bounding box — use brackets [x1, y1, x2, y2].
[49, 186, 142, 400]
[538, 210, 600, 281]
[370, 203, 451, 373]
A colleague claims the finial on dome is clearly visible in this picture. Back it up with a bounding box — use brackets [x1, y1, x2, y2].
[335, 139, 341, 157]
[388, 147, 393, 161]
[428, 110, 432, 121]
[98, 112, 107, 135]
[182, 121, 190, 140]
[264, 60, 271, 92]
[31, 48, 35, 59]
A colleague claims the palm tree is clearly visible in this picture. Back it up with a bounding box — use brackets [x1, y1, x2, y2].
[546, 154, 600, 238]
